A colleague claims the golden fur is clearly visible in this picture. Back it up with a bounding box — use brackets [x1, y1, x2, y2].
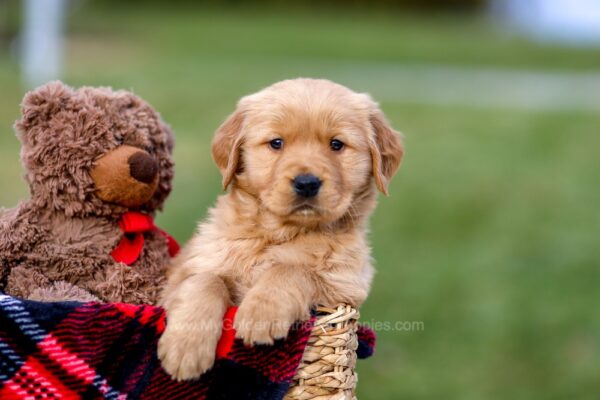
[158, 78, 404, 380]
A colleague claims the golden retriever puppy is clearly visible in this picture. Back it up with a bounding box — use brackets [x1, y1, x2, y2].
[158, 78, 404, 380]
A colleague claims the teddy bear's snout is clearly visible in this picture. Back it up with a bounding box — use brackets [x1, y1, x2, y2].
[128, 152, 158, 184]
[90, 145, 160, 208]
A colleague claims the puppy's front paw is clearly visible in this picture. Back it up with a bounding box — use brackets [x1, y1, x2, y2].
[234, 296, 296, 346]
[158, 324, 218, 381]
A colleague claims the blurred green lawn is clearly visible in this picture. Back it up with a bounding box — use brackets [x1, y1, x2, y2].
[1, 4, 599, 399]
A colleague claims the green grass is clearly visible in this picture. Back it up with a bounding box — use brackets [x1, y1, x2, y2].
[1, 4, 599, 399]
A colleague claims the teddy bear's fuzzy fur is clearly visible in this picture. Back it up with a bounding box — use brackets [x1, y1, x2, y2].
[0, 81, 175, 304]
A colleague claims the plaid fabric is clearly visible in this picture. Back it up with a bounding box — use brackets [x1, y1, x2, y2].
[0, 295, 375, 399]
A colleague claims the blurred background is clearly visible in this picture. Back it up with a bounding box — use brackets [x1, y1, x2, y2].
[1, 0, 599, 398]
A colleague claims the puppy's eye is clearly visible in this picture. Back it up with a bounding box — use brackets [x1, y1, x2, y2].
[115, 137, 124, 145]
[330, 139, 344, 151]
[269, 138, 283, 150]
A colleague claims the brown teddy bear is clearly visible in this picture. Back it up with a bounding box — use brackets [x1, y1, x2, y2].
[0, 81, 178, 304]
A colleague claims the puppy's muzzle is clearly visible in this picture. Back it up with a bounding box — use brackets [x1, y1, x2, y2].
[293, 174, 321, 198]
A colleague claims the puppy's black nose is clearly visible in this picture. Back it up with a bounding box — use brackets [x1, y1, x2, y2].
[293, 174, 322, 198]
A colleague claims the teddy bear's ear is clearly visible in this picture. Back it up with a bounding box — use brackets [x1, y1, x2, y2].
[15, 81, 74, 136]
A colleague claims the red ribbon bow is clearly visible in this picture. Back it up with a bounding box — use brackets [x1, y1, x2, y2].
[111, 211, 180, 266]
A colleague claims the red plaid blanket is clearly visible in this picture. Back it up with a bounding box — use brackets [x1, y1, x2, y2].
[0, 295, 375, 399]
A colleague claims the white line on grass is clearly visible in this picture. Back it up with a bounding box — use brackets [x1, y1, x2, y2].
[327, 63, 600, 112]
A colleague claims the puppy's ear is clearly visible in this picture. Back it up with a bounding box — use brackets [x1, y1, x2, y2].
[211, 107, 245, 189]
[368, 105, 404, 195]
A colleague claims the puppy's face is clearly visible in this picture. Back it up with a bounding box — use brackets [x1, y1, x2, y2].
[212, 79, 403, 225]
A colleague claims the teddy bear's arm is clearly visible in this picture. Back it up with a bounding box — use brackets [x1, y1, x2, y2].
[0, 207, 24, 291]
[29, 281, 101, 302]
[5, 265, 100, 302]
[0, 210, 99, 302]
[5, 265, 51, 299]
[0, 206, 46, 291]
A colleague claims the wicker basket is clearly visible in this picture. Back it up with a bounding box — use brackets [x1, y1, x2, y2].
[285, 304, 360, 400]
